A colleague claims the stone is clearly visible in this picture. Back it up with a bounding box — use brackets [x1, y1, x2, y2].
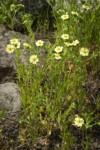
[19, 0, 53, 29]
[0, 82, 21, 112]
[0, 24, 28, 83]
[0, 24, 28, 68]
[93, 142, 98, 148]
[20, 0, 50, 13]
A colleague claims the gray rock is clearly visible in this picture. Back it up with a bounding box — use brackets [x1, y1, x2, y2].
[20, 0, 50, 13]
[97, 144, 100, 148]
[93, 142, 98, 148]
[0, 82, 21, 112]
[0, 24, 28, 69]
[0, 24, 28, 83]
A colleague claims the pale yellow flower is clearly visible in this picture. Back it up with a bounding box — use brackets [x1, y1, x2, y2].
[10, 38, 19, 45]
[10, 38, 20, 48]
[80, 47, 89, 56]
[13, 42, 21, 49]
[82, 5, 90, 10]
[6, 44, 15, 53]
[29, 55, 39, 64]
[48, 130, 51, 135]
[10, 4, 16, 11]
[41, 120, 47, 124]
[74, 116, 84, 127]
[57, 9, 65, 14]
[64, 42, 72, 47]
[70, 40, 79, 46]
[54, 53, 61, 60]
[71, 11, 79, 16]
[23, 43, 31, 49]
[61, 34, 69, 40]
[61, 14, 69, 20]
[35, 40, 44, 47]
[54, 46, 63, 53]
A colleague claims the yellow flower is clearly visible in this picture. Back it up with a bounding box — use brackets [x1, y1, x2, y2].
[61, 14, 69, 20]
[23, 43, 31, 49]
[35, 40, 44, 47]
[10, 4, 16, 11]
[39, 106, 45, 113]
[61, 34, 69, 40]
[48, 130, 51, 135]
[82, 5, 90, 10]
[41, 120, 47, 125]
[74, 116, 84, 127]
[71, 11, 79, 16]
[13, 42, 21, 49]
[64, 42, 72, 47]
[57, 9, 65, 14]
[54, 46, 63, 53]
[6, 44, 15, 53]
[70, 40, 79, 46]
[80, 47, 89, 56]
[10, 38, 20, 48]
[54, 53, 61, 60]
[10, 38, 19, 45]
[29, 55, 39, 64]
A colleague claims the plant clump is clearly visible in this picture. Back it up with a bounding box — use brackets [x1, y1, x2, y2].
[0, 0, 100, 149]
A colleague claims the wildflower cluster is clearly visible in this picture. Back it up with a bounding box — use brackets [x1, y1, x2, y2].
[6, 39, 44, 65]
[4, 1, 100, 148]
[23, 43, 31, 49]
[64, 40, 79, 47]
[54, 46, 63, 60]
[71, 11, 79, 16]
[29, 40, 44, 64]
[55, 11, 90, 57]
[82, 5, 90, 11]
[6, 38, 20, 53]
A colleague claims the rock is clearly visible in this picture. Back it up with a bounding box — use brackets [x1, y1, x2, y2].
[0, 24, 28, 67]
[19, 0, 53, 30]
[0, 24, 28, 83]
[20, 0, 50, 13]
[0, 82, 21, 112]
[97, 144, 100, 149]
[93, 142, 98, 148]
[0, 67, 16, 83]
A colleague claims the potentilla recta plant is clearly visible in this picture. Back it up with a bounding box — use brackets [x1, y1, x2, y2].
[5, 0, 100, 149]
